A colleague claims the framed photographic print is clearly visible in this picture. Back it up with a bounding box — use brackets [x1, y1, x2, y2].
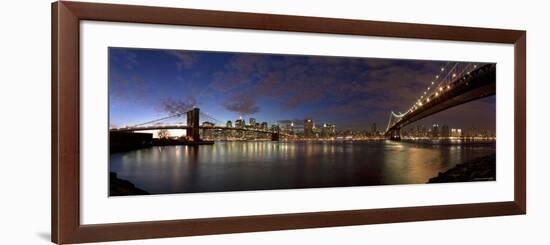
[52, 1, 526, 244]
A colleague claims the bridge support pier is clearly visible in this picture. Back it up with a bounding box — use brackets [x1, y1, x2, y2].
[389, 128, 401, 141]
[271, 132, 280, 141]
[186, 108, 201, 141]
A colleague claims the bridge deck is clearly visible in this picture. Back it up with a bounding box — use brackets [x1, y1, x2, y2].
[110, 125, 278, 135]
[386, 64, 496, 135]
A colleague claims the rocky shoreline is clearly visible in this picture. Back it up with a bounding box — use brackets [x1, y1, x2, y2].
[109, 172, 149, 196]
[428, 154, 496, 183]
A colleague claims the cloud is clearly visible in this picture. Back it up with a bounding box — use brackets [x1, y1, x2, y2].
[202, 52, 487, 129]
[161, 97, 197, 116]
[223, 94, 260, 116]
[109, 72, 149, 105]
[167, 50, 196, 70]
[209, 54, 269, 92]
[109, 48, 139, 70]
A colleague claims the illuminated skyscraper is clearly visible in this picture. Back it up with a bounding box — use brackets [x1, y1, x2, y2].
[451, 128, 463, 137]
[304, 119, 313, 138]
[225, 120, 233, 138]
[441, 125, 450, 138]
[235, 119, 245, 128]
[371, 123, 377, 136]
[201, 121, 215, 139]
[432, 124, 440, 138]
[321, 123, 336, 137]
[249, 118, 256, 128]
[260, 122, 268, 130]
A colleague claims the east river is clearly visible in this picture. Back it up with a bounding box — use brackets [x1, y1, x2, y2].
[109, 140, 495, 195]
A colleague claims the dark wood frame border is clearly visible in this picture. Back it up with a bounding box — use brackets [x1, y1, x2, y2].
[52, 1, 526, 244]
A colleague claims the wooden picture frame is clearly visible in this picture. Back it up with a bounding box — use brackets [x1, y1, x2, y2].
[51, 1, 526, 244]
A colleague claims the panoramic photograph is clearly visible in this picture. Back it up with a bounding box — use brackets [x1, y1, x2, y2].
[108, 47, 496, 196]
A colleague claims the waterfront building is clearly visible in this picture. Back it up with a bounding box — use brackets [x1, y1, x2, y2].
[432, 124, 440, 138]
[304, 119, 314, 138]
[224, 120, 233, 139]
[235, 119, 245, 128]
[441, 125, 450, 138]
[201, 121, 215, 139]
[249, 118, 256, 128]
[202, 121, 215, 127]
[286, 121, 295, 135]
[321, 123, 336, 137]
[260, 122, 268, 130]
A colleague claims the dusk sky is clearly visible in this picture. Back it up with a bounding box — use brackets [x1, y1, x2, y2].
[109, 47, 496, 131]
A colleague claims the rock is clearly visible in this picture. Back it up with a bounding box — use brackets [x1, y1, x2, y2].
[428, 154, 496, 183]
[109, 172, 149, 196]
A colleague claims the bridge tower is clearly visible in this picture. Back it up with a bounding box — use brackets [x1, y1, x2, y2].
[186, 108, 201, 141]
[271, 132, 280, 141]
[389, 128, 401, 141]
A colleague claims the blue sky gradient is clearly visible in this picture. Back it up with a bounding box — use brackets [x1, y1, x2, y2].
[108, 47, 496, 131]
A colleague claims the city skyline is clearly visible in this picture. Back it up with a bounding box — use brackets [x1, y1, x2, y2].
[109, 47, 496, 132]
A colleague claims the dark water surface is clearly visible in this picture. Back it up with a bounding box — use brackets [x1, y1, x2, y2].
[109, 140, 495, 195]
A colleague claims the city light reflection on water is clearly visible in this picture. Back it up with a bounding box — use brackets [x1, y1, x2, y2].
[109, 141, 495, 195]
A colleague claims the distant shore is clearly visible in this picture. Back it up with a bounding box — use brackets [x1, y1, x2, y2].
[428, 154, 496, 183]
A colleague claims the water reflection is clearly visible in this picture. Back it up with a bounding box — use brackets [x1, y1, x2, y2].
[109, 141, 495, 195]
